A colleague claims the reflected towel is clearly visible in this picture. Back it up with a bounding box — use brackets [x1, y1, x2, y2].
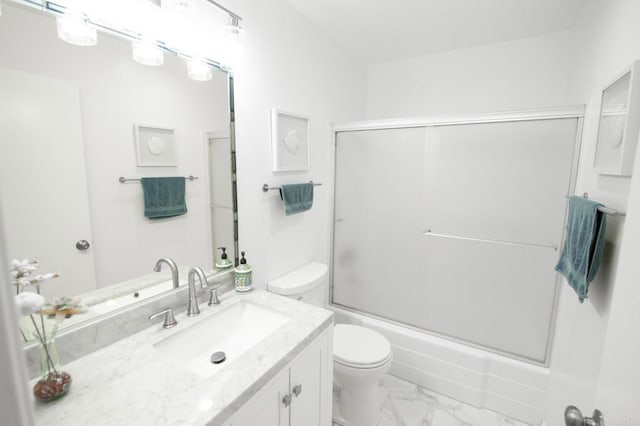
[554, 196, 607, 303]
[140, 177, 187, 219]
[279, 183, 314, 216]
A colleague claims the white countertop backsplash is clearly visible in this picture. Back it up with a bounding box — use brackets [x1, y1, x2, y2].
[31, 289, 334, 426]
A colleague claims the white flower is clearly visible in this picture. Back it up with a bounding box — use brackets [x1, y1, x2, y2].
[14, 292, 45, 316]
[10, 259, 38, 275]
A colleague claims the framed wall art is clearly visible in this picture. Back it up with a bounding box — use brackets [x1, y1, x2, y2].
[594, 60, 640, 176]
[134, 124, 177, 167]
[271, 109, 309, 172]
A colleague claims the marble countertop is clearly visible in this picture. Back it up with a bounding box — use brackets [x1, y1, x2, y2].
[32, 289, 334, 426]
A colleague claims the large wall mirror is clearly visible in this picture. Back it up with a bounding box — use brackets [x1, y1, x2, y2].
[0, 1, 238, 339]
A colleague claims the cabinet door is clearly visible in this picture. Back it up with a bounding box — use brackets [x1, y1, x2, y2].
[223, 367, 290, 426]
[289, 331, 332, 426]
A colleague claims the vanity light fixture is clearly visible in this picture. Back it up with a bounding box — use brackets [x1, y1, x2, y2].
[56, 11, 97, 46]
[132, 38, 164, 66]
[187, 59, 212, 81]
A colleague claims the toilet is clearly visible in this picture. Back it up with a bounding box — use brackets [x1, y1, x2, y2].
[267, 262, 393, 426]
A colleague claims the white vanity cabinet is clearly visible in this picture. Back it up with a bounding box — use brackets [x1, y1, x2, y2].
[222, 330, 332, 426]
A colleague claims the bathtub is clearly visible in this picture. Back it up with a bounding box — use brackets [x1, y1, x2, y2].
[331, 305, 548, 425]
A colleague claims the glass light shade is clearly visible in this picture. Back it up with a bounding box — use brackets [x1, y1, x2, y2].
[132, 39, 164, 66]
[187, 59, 212, 81]
[56, 13, 97, 46]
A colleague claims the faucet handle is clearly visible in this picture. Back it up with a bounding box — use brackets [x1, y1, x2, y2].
[208, 289, 220, 306]
[149, 308, 178, 329]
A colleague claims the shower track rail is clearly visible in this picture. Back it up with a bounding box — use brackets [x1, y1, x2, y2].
[422, 230, 559, 250]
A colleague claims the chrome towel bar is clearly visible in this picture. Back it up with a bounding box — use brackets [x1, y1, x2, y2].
[262, 181, 322, 192]
[119, 175, 199, 183]
[566, 193, 625, 216]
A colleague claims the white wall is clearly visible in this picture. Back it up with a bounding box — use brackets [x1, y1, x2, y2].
[366, 31, 573, 119]
[230, 0, 367, 285]
[544, 1, 640, 425]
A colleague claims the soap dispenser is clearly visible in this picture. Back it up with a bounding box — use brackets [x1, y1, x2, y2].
[234, 251, 253, 293]
[215, 247, 233, 270]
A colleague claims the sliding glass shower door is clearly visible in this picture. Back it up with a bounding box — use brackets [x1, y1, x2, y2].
[332, 117, 579, 363]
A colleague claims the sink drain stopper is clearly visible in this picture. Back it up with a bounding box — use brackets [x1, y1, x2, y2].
[210, 351, 226, 364]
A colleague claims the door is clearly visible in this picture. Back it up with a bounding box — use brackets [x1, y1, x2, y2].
[208, 134, 235, 259]
[0, 68, 96, 298]
[223, 367, 290, 426]
[289, 332, 331, 426]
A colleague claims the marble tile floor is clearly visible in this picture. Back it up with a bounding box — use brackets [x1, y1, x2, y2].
[333, 374, 530, 426]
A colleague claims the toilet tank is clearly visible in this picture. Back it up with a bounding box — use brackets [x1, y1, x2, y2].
[267, 262, 328, 307]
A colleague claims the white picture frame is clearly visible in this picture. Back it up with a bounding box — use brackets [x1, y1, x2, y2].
[134, 124, 177, 167]
[271, 109, 310, 172]
[594, 60, 640, 176]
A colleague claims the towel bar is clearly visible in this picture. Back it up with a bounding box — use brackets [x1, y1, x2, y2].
[565, 193, 625, 216]
[262, 181, 322, 192]
[119, 175, 199, 183]
[423, 230, 558, 250]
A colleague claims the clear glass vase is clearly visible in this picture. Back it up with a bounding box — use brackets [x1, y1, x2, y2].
[32, 322, 72, 402]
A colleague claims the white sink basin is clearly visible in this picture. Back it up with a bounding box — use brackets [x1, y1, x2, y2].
[153, 300, 292, 378]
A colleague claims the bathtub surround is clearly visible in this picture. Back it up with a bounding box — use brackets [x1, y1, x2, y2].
[332, 110, 581, 366]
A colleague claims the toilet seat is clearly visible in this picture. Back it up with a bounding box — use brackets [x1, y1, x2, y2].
[333, 324, 392, 369]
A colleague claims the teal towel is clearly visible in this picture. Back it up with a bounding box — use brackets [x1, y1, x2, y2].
[280, 183, 314, 216]
[554, 196, 607, 303]
[140, 177, 187, 219]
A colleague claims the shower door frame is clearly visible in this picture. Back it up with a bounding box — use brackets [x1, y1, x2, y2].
[329, 105, 585, 366]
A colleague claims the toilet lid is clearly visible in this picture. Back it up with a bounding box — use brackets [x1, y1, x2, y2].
[333, 324, 391, 368]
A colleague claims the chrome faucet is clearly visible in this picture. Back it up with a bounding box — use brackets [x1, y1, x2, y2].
[187, 267, 208, 317]
[154, 257, 180, 289]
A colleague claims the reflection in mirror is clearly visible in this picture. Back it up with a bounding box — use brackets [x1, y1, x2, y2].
[0, 2, 238, 339]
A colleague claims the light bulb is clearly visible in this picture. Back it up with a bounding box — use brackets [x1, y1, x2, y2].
[132, 39, 164, 66]
[187, 59, 212, 81]
[56, 12, 97, 46]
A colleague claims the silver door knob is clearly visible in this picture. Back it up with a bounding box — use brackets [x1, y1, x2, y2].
[565, 406, 604, 426]
[75, 240, 90, 250]
[292, 384, 302, 397]
[282, 394, 291, 407]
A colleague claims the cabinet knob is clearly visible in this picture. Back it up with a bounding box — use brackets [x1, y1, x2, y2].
[282, 394, 292, 407]
[292, 384, 302, 397]
[76, 240, 90, 250]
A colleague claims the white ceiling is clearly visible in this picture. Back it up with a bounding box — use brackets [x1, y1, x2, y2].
[287, 0, 587, 64]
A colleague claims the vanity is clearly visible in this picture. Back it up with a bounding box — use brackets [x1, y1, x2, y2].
[32, 289, 334, 426]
